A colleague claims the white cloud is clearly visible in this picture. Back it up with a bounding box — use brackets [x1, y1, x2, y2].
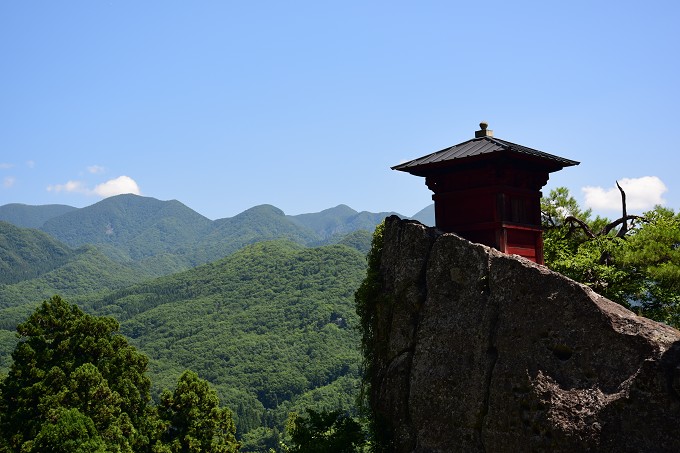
[3, 177, 15, 188]
[0, 163, 13, 170]
[47, 180, 88, 193]
[47, 175, 141, 198]
[582, 176, 667, 212]
[93, 176, 141, 197]
[26, 160, 35, 169]
[88, 165, 105, 174]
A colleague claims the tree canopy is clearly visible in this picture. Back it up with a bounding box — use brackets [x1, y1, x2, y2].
[157, 370, 239, 452]
[0, 296, 237, 452]
[0, 295, 152, 452]
[541, 187, 680, 327]
[283, 409, 365, 453]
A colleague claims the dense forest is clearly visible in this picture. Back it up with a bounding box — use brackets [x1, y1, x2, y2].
[1, 296, 240, 452]
[0, 195, 393, 450]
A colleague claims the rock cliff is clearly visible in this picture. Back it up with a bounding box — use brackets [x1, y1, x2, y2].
[369, 216, 680, 452]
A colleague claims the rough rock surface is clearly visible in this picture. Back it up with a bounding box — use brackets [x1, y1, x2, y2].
[371, 216, 680, 452]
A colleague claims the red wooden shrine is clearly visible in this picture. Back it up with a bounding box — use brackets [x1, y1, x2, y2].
[392, 122, 578, 264]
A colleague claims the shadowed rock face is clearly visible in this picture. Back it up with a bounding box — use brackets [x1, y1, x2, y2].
[371, 216, 680, 452]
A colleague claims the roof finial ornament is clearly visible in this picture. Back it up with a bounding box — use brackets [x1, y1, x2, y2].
[475, 121, 493, 138]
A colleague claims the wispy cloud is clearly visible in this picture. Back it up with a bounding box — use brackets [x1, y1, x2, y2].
[0, 163, 13, 170]
[26, 161, 35, 169]
[47, 176, 141, 198]
[582, 176, 667, 212]
[47, 180, 88, 194]
[3, 177, 15, 188]
[88, 165, 105, 174]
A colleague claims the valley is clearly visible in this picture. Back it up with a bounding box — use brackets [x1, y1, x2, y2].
[0, 194, 430, 449]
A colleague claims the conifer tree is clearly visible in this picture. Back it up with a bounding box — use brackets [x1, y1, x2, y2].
[0, 296, 153, 452]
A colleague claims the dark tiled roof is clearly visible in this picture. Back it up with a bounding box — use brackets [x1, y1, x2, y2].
[392, 136, 579, 173]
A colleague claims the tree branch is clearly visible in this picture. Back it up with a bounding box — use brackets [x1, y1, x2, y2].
[564, 216, 597, 239]
[616, 181, 628, 238]
[600, 215, 646, 236]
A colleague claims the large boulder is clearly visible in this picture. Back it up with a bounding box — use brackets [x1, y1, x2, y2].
[370, 216, 680, 452]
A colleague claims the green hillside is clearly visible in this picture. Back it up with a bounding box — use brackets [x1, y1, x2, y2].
[0, 196, 389, 447]
[327, 229, 373, 255]
[80, 239, 366, 437]
[194, 205, 320, 263]
[0, 221, 73, 284]
[0, 245, 157, 326]
[290, 204, 401, 240]
[3, 198, 401, 266]
[0, 236, 162, 376]
[0, 203, 77, 228]
[34, 196, 381, 271]
[40, 194, 213, 260]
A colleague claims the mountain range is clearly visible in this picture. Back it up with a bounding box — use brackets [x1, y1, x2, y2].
[0, 194, 433, 448]
[2, 194, 433, 268]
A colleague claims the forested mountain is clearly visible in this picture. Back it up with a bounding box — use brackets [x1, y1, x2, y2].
[78, 239, 366, 440]
[0, 229, 158, 371]
[0, 203, 77, 228]
[40, 194, 214, 260]
[289, 204, 401, 240]
[0, 245, 157, 319]
[0, 221, 73, 285]
[0, 195, 405, 448]
[193, 204, 320, 263]
[411, 203, 434, 226]
[1, 195, 401, 271]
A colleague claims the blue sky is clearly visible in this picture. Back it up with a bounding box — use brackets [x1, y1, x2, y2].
[1, 1, 678, 220]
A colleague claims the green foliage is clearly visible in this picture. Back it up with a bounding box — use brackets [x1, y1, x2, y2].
[542, 188, 680, 327]
[0, 297, 241, 453]
[333, 230, 373, 255]
[0, 296, 153, 452]
[619, 207, 680, 325]
[0, 198, 390, 448]
[0, 203, 77, 229]
[355, 222, 385, 373]
[239, 426, 280, 452]
[283, 409, 365, 453]
[40, 194, 214, 261]
[0, 239, 364, 446]
[0, 330, 16, 372]
[158, 370, 239, 452]
[194, 205, 320, 264]
[80, 240, 367, 439]
[0, 245, 157, 332]
[0, 221, 73, 285]
[354, 222, 392, 451]
[541, 187, 607, 263]
[289, 205, 399, 241]
[29, 408, 107, 453]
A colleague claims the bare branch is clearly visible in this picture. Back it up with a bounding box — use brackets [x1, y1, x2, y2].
[616, 181, 628, 238]
[564, 216, 597, 239]
[601, 215, 646, 236]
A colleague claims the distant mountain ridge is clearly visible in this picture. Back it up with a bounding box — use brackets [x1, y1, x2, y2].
[411, 203, 434, 226]
[0, 203, 77, 228]
[40, 195, 213, 260]
[289, 204, 404, 239]
[0, 195, 398, 324]
[0, 195, 412, 270]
